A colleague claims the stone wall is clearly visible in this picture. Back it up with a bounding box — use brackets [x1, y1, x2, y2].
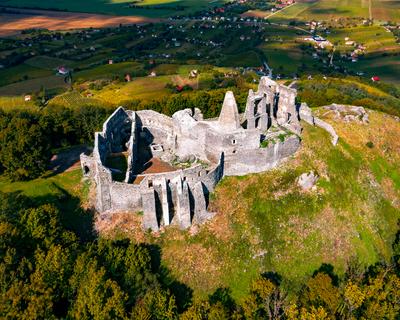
[314, 118, 339, 146]
[125, 112, 139, 183]
[223, 135, 300, 176]
[136, 110, 175, 150]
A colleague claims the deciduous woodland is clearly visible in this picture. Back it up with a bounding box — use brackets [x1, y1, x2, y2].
[1, 190, 399, 318]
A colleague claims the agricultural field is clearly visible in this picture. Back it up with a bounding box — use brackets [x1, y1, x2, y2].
[90, 66, 223, 105]
[0, 0, 227, 17]
[24, 55, 72, 70]
[270, 0, 400, 23]
[372, 0, 400, 22]
[0, 96, 37, 110]
[0, 9, 161, 37]
[260, 43, 317, 75]
[48, 91, 110, 108]
[0, 75, 67, 96]
[74, 61, 145, 81]
[327, 25, 399, 52]
[323, 25, 400, 84]
[346, 54, 400, 84]
[0, 63, 52, 87]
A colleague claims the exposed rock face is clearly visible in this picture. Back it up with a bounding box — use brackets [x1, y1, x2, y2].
[298, 171, 318, 191]
[323, 104, 369, 124]
[81, 77, 307, 232]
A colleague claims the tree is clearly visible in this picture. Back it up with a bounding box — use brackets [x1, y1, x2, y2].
[0, 114, 51, 180]
[301, 273, 340, 315]
[69, 261, 127, 320]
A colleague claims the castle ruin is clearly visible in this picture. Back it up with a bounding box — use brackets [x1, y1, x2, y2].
[81, 77, 305, 231]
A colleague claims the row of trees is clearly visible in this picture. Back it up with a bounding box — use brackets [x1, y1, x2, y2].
[1, 191, 399, 319]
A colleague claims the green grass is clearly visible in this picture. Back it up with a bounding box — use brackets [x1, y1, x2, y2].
[269, 2, 316, 23]
[0, 168, 83, 199]
[0, 0, 228, 17]
[370, 157, 400, 190]
[0, 64, 52, 87]
[94, 75, 170, 103]
[0, 75, 68, 96]
[74, 61, 144, 81]
[270, 0, 370, 22]
[270, 0, 400, 23]
[48, 91, 109, 108]
[0, 96, 37, 111]
[259, 43, 316, 75]
[219, 51, 261, 67]
[346, 54, 400, 85]
[327, 25, 399, 52]
[24, 55, 72, 70]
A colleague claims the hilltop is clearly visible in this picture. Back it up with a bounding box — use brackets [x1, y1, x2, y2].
[92, 103, 400, 299]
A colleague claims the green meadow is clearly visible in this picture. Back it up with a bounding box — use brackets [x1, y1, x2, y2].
[270, 0, 400, 22]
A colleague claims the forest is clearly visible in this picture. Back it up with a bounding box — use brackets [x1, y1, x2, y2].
[1, 189, 399, 319]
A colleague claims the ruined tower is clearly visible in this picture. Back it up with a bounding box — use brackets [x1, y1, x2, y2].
[218, 91, 241, 130]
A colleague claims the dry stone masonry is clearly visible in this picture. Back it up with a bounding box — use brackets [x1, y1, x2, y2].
[81, 77, 321, 231]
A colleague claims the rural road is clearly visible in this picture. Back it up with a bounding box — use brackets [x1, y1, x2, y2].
[265, 2, 296, 20]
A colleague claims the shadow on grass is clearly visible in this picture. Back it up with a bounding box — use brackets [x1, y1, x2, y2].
[146, 244, 193, 312]
[10, 183, 96, 242]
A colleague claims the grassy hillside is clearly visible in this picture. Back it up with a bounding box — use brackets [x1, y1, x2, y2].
[95, 107, 400, 301]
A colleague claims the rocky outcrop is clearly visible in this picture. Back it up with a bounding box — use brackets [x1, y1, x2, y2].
[323, 104, 369, 124]
[298, 171, 318, 191]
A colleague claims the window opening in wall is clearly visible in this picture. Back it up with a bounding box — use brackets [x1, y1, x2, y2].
[232, 150, 237, 154]
[183, 177, 187, 181]
[232, 139, 237, 145]
[198, 171, 201, 177]
[84, 166, 90, 175]
[148, 180, 153, 188]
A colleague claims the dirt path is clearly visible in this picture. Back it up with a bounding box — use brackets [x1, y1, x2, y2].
[265, 2, 297, 19]
[0, 8, 160, 36]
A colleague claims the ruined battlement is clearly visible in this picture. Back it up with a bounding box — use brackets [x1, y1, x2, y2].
[81, 77, 308, 231]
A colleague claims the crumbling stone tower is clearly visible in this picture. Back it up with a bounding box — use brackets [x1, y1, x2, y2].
[245, 77, 301, 134]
